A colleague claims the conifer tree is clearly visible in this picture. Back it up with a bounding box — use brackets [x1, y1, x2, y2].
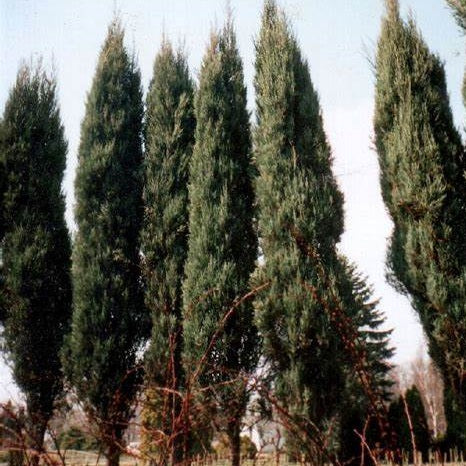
[253, 0, 347, 458]
[337, 262, 394, 465]
[64, 20, 144, 466]
[182, 19, 257, 466]
[141, 41, 195, 465]
[0, 64, 71, 462]
[374, 0, 466, 448]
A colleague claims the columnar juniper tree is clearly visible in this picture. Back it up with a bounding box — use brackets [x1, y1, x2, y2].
[182, 19, 257, 466]
[445, 0, 466, 446]
[253, 1, 347, 460]
[374, 0, 466, 449]
[0, 64, 72, 462]
[141, 41, 195, 465]
[65, 20, 144, 466]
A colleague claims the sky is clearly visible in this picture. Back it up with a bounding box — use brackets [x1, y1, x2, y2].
[0, 0, 464, 402]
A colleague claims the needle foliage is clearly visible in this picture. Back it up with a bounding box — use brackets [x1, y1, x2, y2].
[374, 0, 466, 449]
[64, 20, 145, 466]
[0, 64, 71, 459]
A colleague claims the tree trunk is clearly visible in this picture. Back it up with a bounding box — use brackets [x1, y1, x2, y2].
[228, 421, 241, 466]
[107, 442, 121, 466]
[29, 416, 46, 466]
[170, 320, 184, 466]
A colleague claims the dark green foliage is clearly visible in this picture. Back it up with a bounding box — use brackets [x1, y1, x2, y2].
[57, 426, 100, 451]
[337, 263, 394, 465]
[0, 119, 4, 325]
[0, 267, 6, 324]
[374, 0, 466, 448]
[439, 1, 466, 447]
[253, 4, 395, 462]
[0, 63, 71, 447]
[141, 41, 195, 463]
[182, 19, 257, 466]
[64, 20, 144, 466]
[388, 386, 430, 462]
[443, 386, 466, 453]
[253, 0, 347, 457]
[0, 64, 72, 456]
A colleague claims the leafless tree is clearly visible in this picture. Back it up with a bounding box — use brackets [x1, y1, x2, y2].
[410, 349, 446, 439]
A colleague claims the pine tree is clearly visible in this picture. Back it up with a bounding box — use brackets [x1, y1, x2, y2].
[337, 262, 394, 465]
[182, 18, 257, 466]
[374, 0, 466, 449]
[0, 64, 71, 462]
[64, 20, 144, 466]
[141, 41, 195, 465]
[253, 1, 348, 459]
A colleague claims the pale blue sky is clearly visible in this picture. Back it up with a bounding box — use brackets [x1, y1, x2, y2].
[0, 0, 464, 401]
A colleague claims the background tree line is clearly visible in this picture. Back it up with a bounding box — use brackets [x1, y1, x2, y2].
[0, 0, 465, 465]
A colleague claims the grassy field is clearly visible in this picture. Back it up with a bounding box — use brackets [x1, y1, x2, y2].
[1, 450, 466, 466]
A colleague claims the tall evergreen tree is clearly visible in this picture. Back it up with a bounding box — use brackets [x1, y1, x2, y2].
[182, 19, 257, 466]
[253, 1, 347, 459]
[64, 20, 144, 466]
[337, 262, 394, 465]
[374, 0, 466, 449]
[141, 41, 195, 465]
[0, 64, 71, 462]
